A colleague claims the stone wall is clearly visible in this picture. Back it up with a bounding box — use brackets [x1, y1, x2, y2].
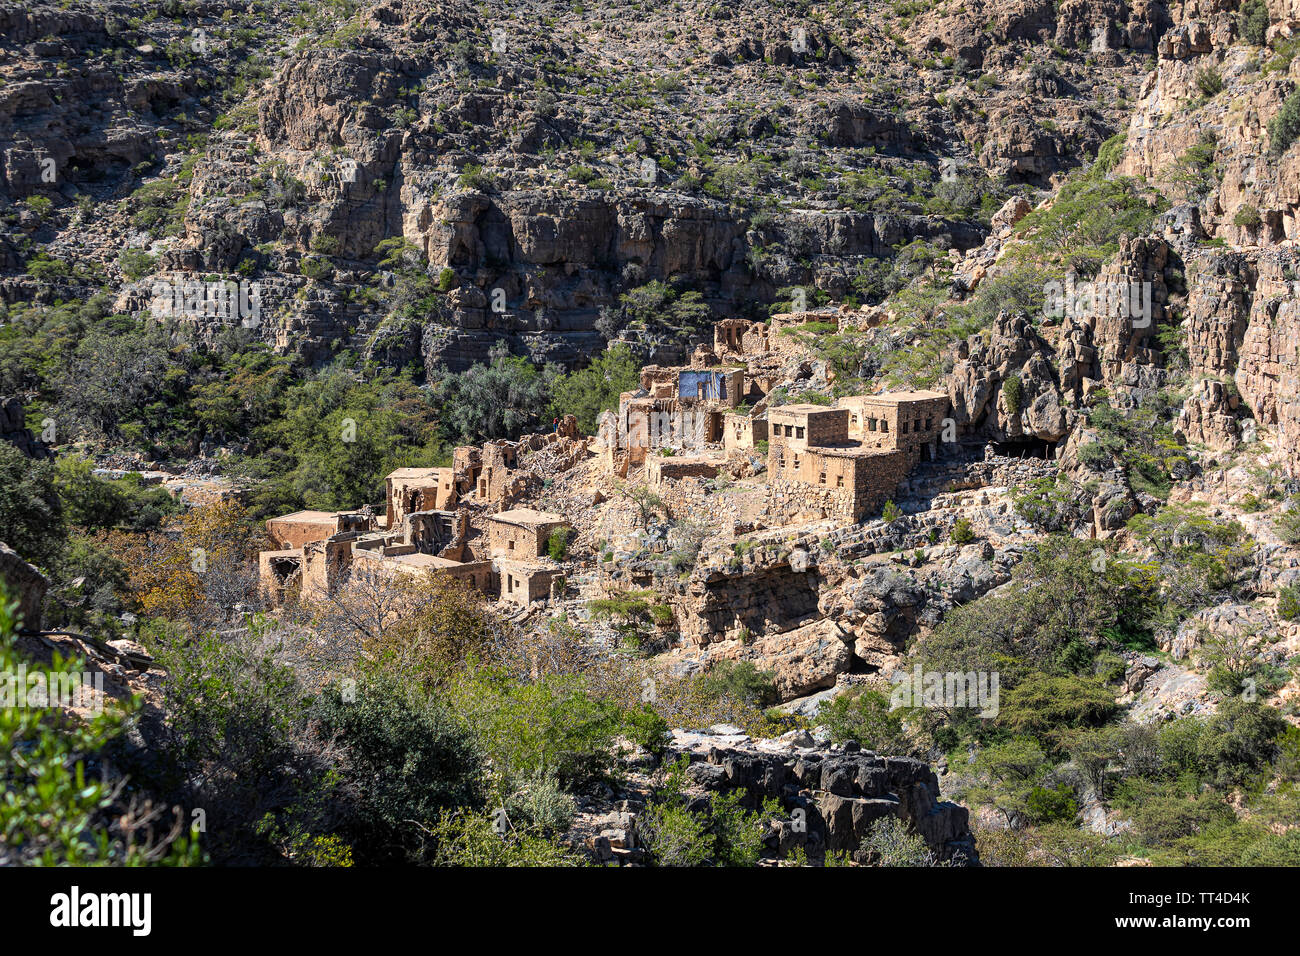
[769, 447, 914, 523]
[678, 741, 978, 863]
[646, 455, 721, 489]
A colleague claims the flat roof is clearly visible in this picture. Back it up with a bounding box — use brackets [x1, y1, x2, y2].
[269, 510, 352, 523]
[492, 508, 567, 526]
[770, 404, 847, 416]
[387, 467, 442, 480]
[387, 553, 464, 568]
[495, 558, 559, 572]
[844, 391, 948, 403]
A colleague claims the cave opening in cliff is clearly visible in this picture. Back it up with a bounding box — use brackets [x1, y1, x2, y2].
[990, 437, 1056, 460]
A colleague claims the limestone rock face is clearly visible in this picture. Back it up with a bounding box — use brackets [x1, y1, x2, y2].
[672, 733, 979, 863]
[947, 312, 1074, 443]
[0, 542, 47, 630]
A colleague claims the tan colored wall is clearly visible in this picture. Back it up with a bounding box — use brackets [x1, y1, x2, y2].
[386, 474, 441, 528]
[646, 455, 721, 489]
[768, 407, 850, 453]
[498, 564, 559, 606]
[266, 514, 362, 550]
[724, 415, 767, 453]
[487, 518, 567, 558]
[769, 447, 916, 522]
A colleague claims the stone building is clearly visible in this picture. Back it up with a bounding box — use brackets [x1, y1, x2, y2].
[266, 510, 371, 550]
[487, 509, 570, 559]
[497, 559, 563, 607]
[766, 393, 952, 523]
[839, 391, 950, 451]
[384, 467, 457, 528]
[259, 423, 583, 607]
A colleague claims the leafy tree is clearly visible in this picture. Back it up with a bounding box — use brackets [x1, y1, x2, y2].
[54, 454, 180, 532]
[969, 736, 1053, 826]
[450, 670, 622, 789]
[820, 687, 907, 752]
[617, 281, 711, 338]
[0, 592, 201, 865]
[997, 673, 1117, 753]
[432, 343, 556, 443]
[360, 570, 509, 692]
[0, 441, 65, 570]
[241, 365, 444, 515]
[1239, 0, 1270, 46]
[698, 660, 779, 708]
[311, 675, 486, 865]
[120, 499, 262, 626]
[1270, 90, 1300, 157]
[547, 344, 640, 433]
[914, 537, 1158, 680]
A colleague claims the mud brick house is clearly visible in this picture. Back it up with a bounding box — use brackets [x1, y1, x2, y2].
[259, 423, 584, 607]
[266, 510, 371, 549]
[767, 392, 952, 523]
[602, 361, 749, 473]
[497, 559, 563, 607]
[840, 391, 950, 452]
[487, 509, 570, 559]
[385, 467, 458, 527]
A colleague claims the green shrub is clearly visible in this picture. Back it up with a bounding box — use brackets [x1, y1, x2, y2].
[428, 809, 586, 866]
[546, 527, 572, 560]
[1270, 90, 1300, 156]
[450, 671, 621, 788]
[820, 688, 907, 752]
[1233, 204, 1262, 229]
[881, 499, 902, 522]
[950, 516, 975, 544]
[1279, 585, 1300, 621]
[1239, 0, 1270, 46]
[698, 660, 779, 708]
[1025, 784, 1080, 824]
[1195, 67, 1224, 97]
[858, 817, 938, 866]
[1002, 374, 1023, 415]
[640, 757, 779, 866]
[118, 248, 157, 280]
[310, 676, 485, 864]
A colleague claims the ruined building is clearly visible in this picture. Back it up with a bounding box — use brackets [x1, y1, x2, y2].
[258, 423, 581, 607]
